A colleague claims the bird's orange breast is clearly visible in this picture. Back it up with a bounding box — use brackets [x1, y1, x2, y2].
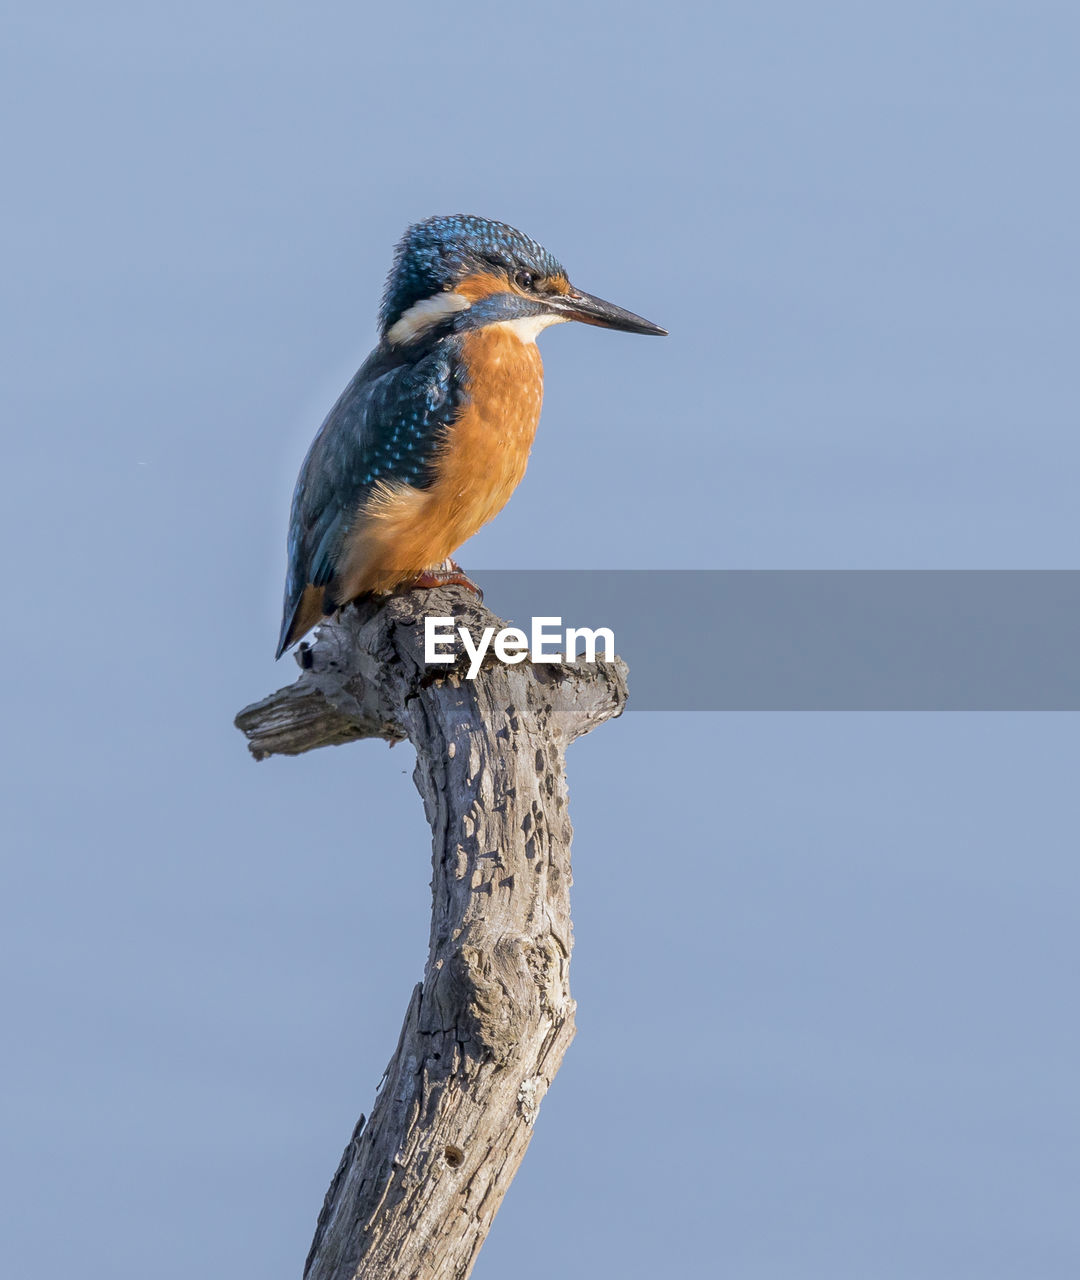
[431, 325, 544, 538]
[335, 327, 544, 598]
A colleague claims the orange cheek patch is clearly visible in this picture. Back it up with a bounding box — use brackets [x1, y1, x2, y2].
[455, 271, 511, 302]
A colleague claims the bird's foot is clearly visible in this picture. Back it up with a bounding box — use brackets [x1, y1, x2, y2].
[404, 560, 484, 601]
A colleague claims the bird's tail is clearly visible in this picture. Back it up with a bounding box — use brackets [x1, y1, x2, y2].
[275, 584, 327, 659]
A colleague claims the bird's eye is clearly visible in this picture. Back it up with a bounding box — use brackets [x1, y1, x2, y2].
[514, 269, 536, 291]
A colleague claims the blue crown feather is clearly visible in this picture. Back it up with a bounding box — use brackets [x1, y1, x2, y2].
[379, 214, 565, 335]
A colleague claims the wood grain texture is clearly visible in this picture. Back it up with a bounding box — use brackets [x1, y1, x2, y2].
[235, 587, 628, 1279]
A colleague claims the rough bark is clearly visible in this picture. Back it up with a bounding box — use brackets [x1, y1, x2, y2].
[234, 588, 628, 1280]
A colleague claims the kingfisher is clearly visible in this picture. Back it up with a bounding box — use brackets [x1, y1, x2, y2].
[276, 214, 666, 658]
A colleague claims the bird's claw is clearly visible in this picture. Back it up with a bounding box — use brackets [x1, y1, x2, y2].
[404, 561, 484, 601]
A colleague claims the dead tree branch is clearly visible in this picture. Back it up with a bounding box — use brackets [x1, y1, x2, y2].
[234, 588, 628, 1280]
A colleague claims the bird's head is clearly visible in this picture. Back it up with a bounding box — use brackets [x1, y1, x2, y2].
[380, 214, 667, 347]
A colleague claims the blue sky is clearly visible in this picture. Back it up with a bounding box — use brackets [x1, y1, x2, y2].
[3, 3, 1078, 1277]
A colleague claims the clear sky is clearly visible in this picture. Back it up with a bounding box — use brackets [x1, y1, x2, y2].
[3, 3, 1078, 1277]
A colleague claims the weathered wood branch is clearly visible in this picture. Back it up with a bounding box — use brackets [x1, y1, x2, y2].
[235, 588, 628, 1280]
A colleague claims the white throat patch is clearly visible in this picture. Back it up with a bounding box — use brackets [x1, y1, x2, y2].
[387, 291, 471, 345]
[493, 313, 571, 345]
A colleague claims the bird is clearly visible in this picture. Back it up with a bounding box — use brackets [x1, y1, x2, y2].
[276, 214, 666, 658]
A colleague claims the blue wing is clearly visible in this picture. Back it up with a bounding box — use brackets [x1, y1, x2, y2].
[277, 340, 466, 657]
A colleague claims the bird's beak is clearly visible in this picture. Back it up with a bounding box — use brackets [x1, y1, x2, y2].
[552, 286, 667, 336]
